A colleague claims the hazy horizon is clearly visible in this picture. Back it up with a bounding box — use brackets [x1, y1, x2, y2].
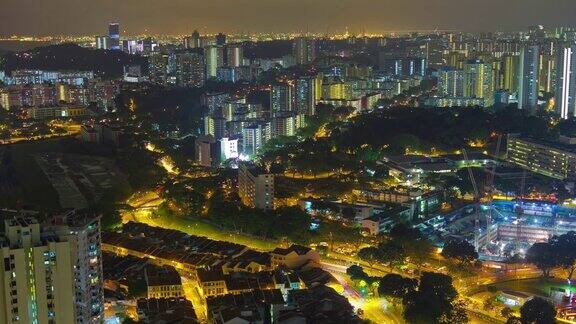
[2, 0, 576, 36]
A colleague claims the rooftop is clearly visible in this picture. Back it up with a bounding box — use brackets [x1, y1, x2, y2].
[271, 245, 312, 256]
[145, 264, 182, 287]
[137, 297, 198, 323]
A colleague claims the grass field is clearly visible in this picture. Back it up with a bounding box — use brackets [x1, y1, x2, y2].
[122, 209, 280, 251]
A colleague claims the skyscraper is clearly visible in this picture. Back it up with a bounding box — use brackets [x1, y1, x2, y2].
[108, 22, 120, 50]
[270, 84, 293, 112]
[555, 44, 576, 119]
[293, 37, 317, 65]
[517, 45, 540, 112]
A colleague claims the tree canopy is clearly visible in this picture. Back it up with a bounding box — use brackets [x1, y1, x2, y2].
[378, 274, 417, 299]
[519, 297, 556, 324]
[441, 238, 479, 264]
[525, 242, 558, 278]
[403, 272, 466, 324]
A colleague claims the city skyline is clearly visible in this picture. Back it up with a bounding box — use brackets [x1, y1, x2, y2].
[2, 0, 576, 35]
[3, 2, 576, 322]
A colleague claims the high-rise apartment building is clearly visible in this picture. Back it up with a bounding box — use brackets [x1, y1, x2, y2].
[242, 123, 270, 157]
[295, 76, 317, 116]
[507, 135, 576, 180]
[169, 50, 205, 88]
[378, 56, 427, 77]
[95, 36, 109, 50]
[0, 212, 105, 324]
[321, 81, 350, 100]
[195, 135, 217, 167]
[47, 211, 104, 323]
[149, 52, 170, 85]
[517, 45, 540, 112]
[238, 164, 275, 210]
[437, 67, 465, 97]
[556, 44, 576, 119]
[226, 44, 244, 68]
[502, 55, 519, 92]
[293, 37, 317, 65]
[205, 46, 224, 79]
[270, 84, 293, 112]
[271, 112, 297, 137]
[539, 54, 555, 93]
[463, 59, 494, 107]
[0, 217, 75, 324]
[204, 113, 227, 140]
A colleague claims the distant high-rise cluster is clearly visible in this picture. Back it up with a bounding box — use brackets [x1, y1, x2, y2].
[425, 28, 576, 115]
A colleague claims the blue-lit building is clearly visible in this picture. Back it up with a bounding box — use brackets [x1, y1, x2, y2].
[108, 22, 120, 50]
[378, 55, 427, 77]
[517, 45, 539, 112]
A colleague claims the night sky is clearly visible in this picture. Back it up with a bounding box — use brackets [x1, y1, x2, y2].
[2, 0, 576, 35]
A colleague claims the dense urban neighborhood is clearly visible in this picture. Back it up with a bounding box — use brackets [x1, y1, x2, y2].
[4, 16, 576, 324]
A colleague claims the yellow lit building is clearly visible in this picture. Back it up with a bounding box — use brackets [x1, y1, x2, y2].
[0, 217, 75, 324]
[464, 60, 494, 107]
[196, 269, 227, 298]
[539, 54, 555, 93]
[145, 265, 184, 299]
[502, 55, 519, 92]
[322, 81, 351, 100]
[314, 74, 323, 102]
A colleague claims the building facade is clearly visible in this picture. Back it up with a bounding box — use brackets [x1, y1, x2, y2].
[238, 164, 274, 210]
[0, 217, 75, 324]
[507, 135, 576, 180]
[556, 44, 576, 119]
[517, 45, 540, 112]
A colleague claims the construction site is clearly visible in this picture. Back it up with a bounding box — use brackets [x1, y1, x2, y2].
[451, 135, 576, 261]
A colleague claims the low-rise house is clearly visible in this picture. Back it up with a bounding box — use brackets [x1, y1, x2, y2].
[273, 271, 305, 300]
[270, 245, 320, 269]
[360, 206, 411, 235]
[145, 264, 184, 299]
[198, 269, 228, 298]
[136, 297, 198, 323]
